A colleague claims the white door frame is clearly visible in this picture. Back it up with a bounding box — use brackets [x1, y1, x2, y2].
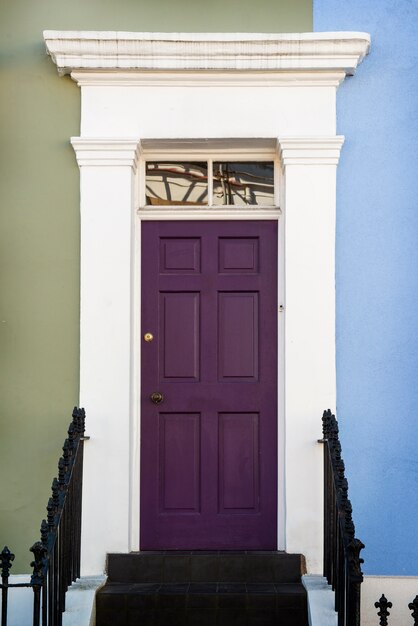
[133, 142, 284, 554]
[44, 30, 370, 575]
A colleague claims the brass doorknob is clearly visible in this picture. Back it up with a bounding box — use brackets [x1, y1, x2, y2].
[150, 392, 164, 404]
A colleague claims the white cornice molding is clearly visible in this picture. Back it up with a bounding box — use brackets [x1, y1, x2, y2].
[70, 70, 347, 88]
[70, 136, 345, 169]
[71, 138, 141, 170]
[278, 137, 345, 167]
[44, 31, 370, 77]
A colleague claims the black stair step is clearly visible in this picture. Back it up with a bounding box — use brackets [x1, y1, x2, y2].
[96, 581, 309, 626]
[106, 551, 306, 584]
[97, 552, 309, 625]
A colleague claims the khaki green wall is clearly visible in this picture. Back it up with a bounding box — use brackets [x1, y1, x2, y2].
[0, 0, 312, 573]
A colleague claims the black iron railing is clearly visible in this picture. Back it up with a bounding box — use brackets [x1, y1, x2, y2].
[320, 409, 365, 626]
[374, 593, 418, 625]
[0, 407, 86, 626]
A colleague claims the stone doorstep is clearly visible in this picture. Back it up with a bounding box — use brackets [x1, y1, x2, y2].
[62, 576, 106, 626]
[106, 551, 306, 584]
[96, 581, 308, 625]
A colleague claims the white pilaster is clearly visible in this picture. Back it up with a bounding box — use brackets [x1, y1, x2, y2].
[72, 138, 140, 574]
[278, 137, 344, 573]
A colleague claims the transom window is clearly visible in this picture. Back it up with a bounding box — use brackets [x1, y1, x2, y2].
[145, 161, 275, 207]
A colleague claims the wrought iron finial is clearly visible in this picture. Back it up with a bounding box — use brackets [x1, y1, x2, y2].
[343, 499, 355, 539]
[322, 409, 333, 438]
[375, 594, 392, 626]
[343, 497, 352, 516]
[62, 439, 70, 469]
[344, 517, 356, 540]
[409, 595, 418, 625]
[72, 406, 86, 435]
[79, 407, 86, 435]
[336, 476, 349, 502]
[58, 456, 66, 486]
[40, 519, 49, 546]
[0, 546, 15, 580]
[333, 439, 342, 460]
[336, 457, 346, 477]
[72, 406, 80, 432]
[51, 477, 60, 508]
[67, 422, 76, 452]
[328, 413, 339, 444]
[30, 541, 47, 586]
[347, 537, 365, 582]
[47, 496, 56, 530]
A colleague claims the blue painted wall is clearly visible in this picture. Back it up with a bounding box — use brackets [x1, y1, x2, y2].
[314, 0, 418, 575]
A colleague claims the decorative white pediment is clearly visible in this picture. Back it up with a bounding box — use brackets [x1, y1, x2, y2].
[44, 31, 370, 80]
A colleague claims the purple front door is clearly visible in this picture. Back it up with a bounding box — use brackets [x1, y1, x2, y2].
[140, 221, 277, 549]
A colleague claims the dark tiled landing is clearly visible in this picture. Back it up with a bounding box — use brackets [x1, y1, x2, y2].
[106, 551, 306, 584]
[96, 552, 309, 626]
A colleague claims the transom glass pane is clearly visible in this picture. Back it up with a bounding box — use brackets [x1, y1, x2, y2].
[146, 162, 208, 205]
[212, 162, 274, 206]
[144, 160, 275, 207]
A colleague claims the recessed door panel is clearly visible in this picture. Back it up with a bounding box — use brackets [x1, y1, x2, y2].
[218, 292, 258, 381]
[141, 220, 277, 550]
[160, 292, 200, 381]
[219, 237, 259, 273]
[218, 412, 259, 513]
[159, 412, 201, 513]
[160, 237, 201, 273]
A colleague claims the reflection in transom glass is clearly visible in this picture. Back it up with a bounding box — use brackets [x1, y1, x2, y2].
[146, 162, 208, 205]
[213, 162, 274, 206]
